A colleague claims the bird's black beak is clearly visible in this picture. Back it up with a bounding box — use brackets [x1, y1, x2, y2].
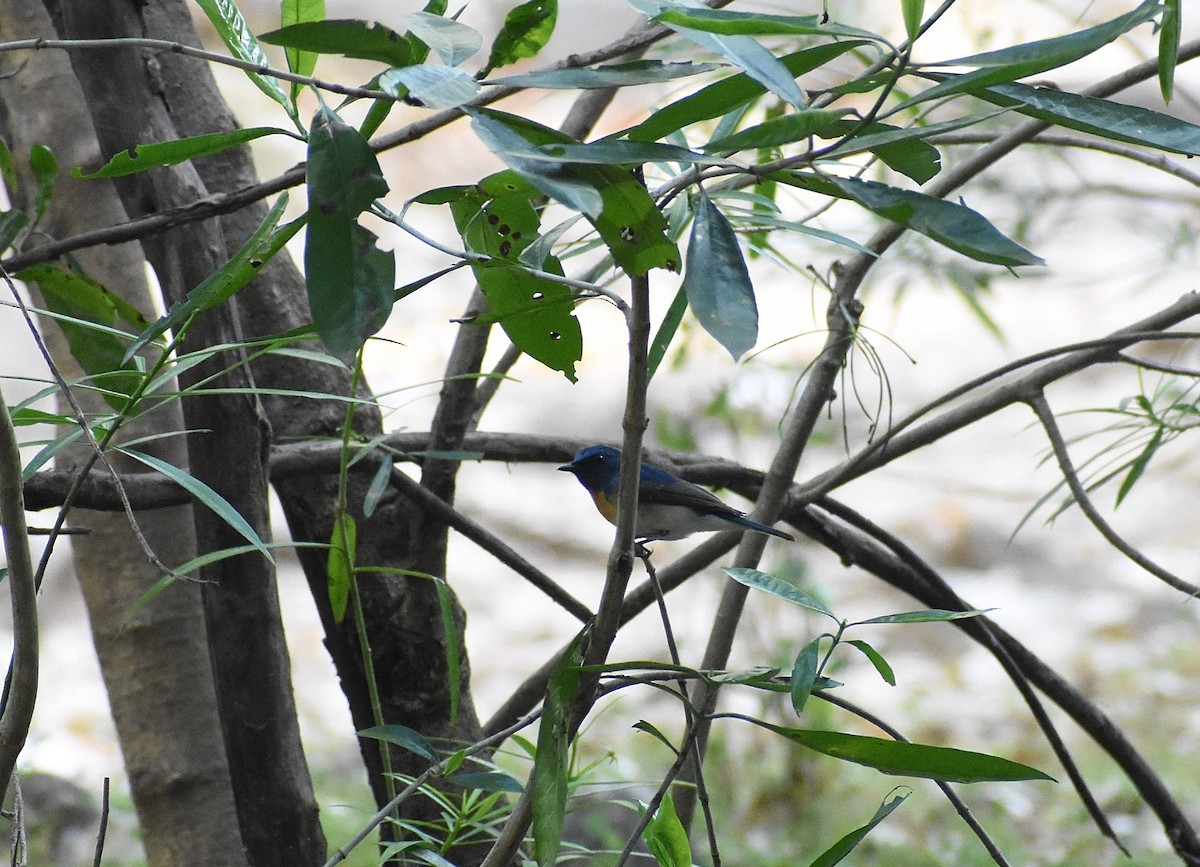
[558, 463, 575, 473]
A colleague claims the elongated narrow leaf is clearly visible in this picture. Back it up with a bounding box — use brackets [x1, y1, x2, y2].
[978, 81, 1200, 157]
[703, 109, 849, 153]
[643, 792, 692, 867]
[194, 0, 292, 115]
[790, 637, 822, 712]
[489, 60, 719, 89]
[724, 567, 837, 619]
[779, 172, 1043, 267]
[1116, 428, 1162, 507]
[532, 637, 583, 867]
[648, 285, 688, 381]
[326, 511, 355, 622]
[655, 7, 881, 41]
[260, 19, 413, 67]
[853, 608, 989, 626]
[845, 639, 895, 686]
[735, 718, 1055, 782]
[631, 0, 805, 110]
[448, 771, 524, 793]
[528, 140, 732, 167]
[404, 12, 482, 67]
[29, 144, 57, 226]
[76, 127, 295, 180]
[900, 0, 924, 42]
[381, 65, 480, 109]
[305, 106, 394, 356]
[627, 41, 871, 142]
[1160, 0, 1181, 102]
[481, 0, 557, 76]
[900, 0, 1160, 110]
[118, 448, 273, 560]
[0, 210, 28, 257]
[126, 194, 296, 363]
[808, 788, 910, 867]
[433, 577, 462, 726]
[684, 192, 758, 360]
[280, 0, 326, 84]
[358, 723, 437, 761]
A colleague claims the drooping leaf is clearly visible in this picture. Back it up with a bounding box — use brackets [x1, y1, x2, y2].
[0, 211, 28, 257]
[194, 0, 293, 117]
[304, 106, 394, 356]
[703, 109, 850, 153]
[481, 0, 557, 77]
[647, 285, 688, 382]
[326, 511, 356, 622]
[532, 637, 583, 867]
[845, 639, 895, 686]
[118, 447, 273, 561]
[75, 128, 297, 179]
[790, 637, 822, 712]
[404, 11, 482, 67]
[684, 191, 758, 360]
[280, 0, 326, 86]
[29, 144, 57, 226]
[900, 0, 1160, 110]
[724, 567, 837, 619]
[358, 723, 437, 761]
[808, 787, 910, 867]
[643, 792, 692, 867]
[778, 172, 1044, 267]
[260, 19, 414, 68]
[1115, 428, 1162, 507]
[489, 60, 720, 89]
[1159, 0, 1181, 102]
[380, 65, 480, 109]
[627, 42, 869, 143]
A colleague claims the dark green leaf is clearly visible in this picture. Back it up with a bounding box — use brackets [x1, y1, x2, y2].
[404, 11, 482, 67]
[853, 609, 989, 626]
[532, 637, 583, 867]
[0, 211, 29, 257]
[724, 567, 837, 619]
[447, 771, 524, 793]
[790, 637, 822, 712]
[684, 191, 758, 360]
[529, 140, 732, 167]
[76, 127, 295, 180]
[808, 788, 910, 867]
[29, 143, 57, 226]
[195, 0, 292, 115]
[704, 109, 849, 152]
[260, 19, 414, 68]
[1160, 0, 1181, 102]
[643, 792, 692, 867]
[648, 285, 688, 382]
[326, 511, 356, 622]
[489, 60, 720, 89]
[633, 720, 680, 754]
[433, 577, 461, 726]
[0, 136, 16, 195]
[481, 0, 557, 76]
[845, 639, 895, 686]
[778, 173, 1044, 267]
[653, 7, 881, 41]
[381, 65, 480, 109]
[358, 723, 437, 761]
[628, 42, 869, 143]
[901, 0, 1160, 109]
[119, 448, 273, 561]
[18, 264, 146, 410]
[1115, 428, 1162, 507]
[280, 0, 326, 84]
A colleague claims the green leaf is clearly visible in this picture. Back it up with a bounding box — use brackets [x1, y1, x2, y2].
[737, 719, 1056, 782]
[126, 194, 296, 363]
[0, 136, 16, 196]
[652, 7, 882, 41]
[29, 144, 57, 226]
[0, 211, 29, 257]
[358, 723, 437, 761]
[648, 285, 688, 382]
[404, 11, 482, 67]
[633, 0, 805, 110]
[305, 106, 394, 356]
[845, 639, 895, 686]
[633, 720, 680, 754]
[380, 65, 480, 110]
[260, 19, 414, 68]
[724, 567, 837, 619]
[628, 43, 870, 143]
[779, 172, 1044, 267]
[901, 0, 1161, 110]
[1115, 427, 1162, 507]
[489, 60, 720, 89]
[481, 0, 557, 76]
[18, 264, 146, 410]
[808, 787, 910, 867]
[1160, 0, 1181, 102]
[326, 511, 355, 622]
[703, 109, 850, 153]
[447, 771, 524, 793]
[362, 452, 393, 518]
[852, 608, 989, 626]
[280, 0, 326, 84]
[433, 577, 461, 726]
[643, 792, 692, 867]
[75, 127, 296, 179]
[532, 637, 583, 867]
[526, 140, 732, 167]
[977, 81, 1200, 157]
[195, 0, 293, 117]
[790, 637, 822, 713]
[118, 447, 273, 561]
[684, 191, 758, 360]
[900, 0, 924, 42]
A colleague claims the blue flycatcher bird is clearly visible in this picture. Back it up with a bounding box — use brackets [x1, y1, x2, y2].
[559, 444, 794, 542]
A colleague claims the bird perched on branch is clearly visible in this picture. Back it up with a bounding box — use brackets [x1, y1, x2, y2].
[559, 444, 794, 543]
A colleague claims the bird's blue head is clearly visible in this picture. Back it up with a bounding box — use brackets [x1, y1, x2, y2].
[558, 444, 622, 495]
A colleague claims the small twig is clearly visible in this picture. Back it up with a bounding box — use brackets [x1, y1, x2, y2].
[1026, 390, 1200, 596]
[92, 777, 109, 867]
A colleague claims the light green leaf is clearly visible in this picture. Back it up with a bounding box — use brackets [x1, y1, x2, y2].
[1160, 0, 1181, 102]
[489, 60, 720, 89]
[724, 567, 837, 619]
[326, 511, 355, 622]
[643, 792, 692, 867]
[195, 0, 292, 116]
[434, 577, 461, 726]
[481, 0, 557, 76]
[118, 447, 272, 560]
[703, 109, 850, 152]
[808, 788, 910, 867]
[852, 608, 990, 626]
[380, 65, 480, 110]
[29, 144, 57, 226]
[75, 128, 297, 180]
[1115, 428, 1162, 507]
[280, 0, 326, 84]
[684, 191, 757, 360]
[900, 0, 924, 41]
[404, 11, 482, 67]
[532, 638, 583, 867]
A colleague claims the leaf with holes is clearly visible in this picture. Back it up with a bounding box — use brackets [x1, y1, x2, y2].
[480, 0, 557, 76]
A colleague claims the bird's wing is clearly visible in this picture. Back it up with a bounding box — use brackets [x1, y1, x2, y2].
[639, 477, 742, 517]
